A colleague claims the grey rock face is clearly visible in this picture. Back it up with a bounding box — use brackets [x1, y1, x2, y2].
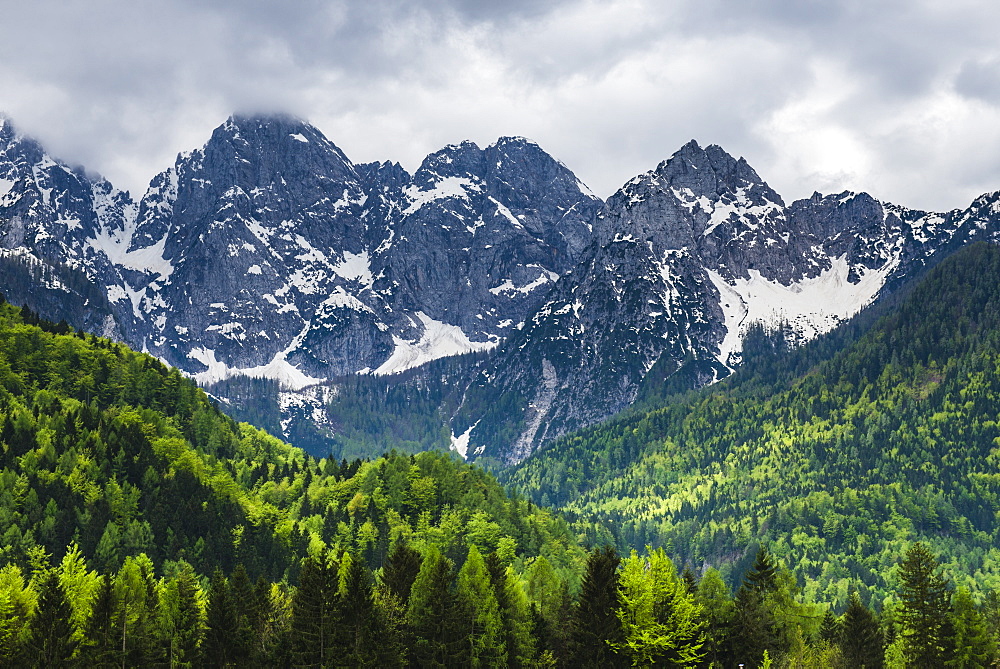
[7, 116, 1000, 465]
[0, 116, 130, 337]
[378, 137, 602, 350]
[462, 141, 1000, 463]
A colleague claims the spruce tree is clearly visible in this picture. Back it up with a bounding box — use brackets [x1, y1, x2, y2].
[840, 591, 882, 669]
[338, 553, 385, 667]
[24, 569, 77, 667]
[381, 540, 423, 605]
[407, 545, 464, 667]
[228, 564, 257, 664]
[203, 569, 238, 666]
[290, 554, 341, 667]
[731, 546, 781, 667]
[896, 542, 952, 668]
[170, 564, 203, 668]
[81, 574, 117, 667]
[569, 545, 625, 668]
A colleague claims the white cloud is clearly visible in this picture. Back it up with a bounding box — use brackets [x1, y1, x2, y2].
[2, 0, 1000, 211]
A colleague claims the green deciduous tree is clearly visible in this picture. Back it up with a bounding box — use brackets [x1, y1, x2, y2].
[613, 547, 705, 666]
[946, 587, 995, 669]
[456, 544, 506, 668]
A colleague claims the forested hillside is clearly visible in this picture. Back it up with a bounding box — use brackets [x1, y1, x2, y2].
[506, 242, 1000, 607]
[4, 265, 1000, 666]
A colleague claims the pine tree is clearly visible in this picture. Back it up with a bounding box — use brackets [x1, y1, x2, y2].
[743, 545, 778, 593]
[81, 574, 117, 667]
[896, 542, 952, 668]
[841, 591, 882, 669]
[819, 609, 842, 645]
[338, 552, 383, 667]
[486, 551, 536, 668]
[381, 540, 423, 605]
[407, 545, 464, 667]
[228, 564, 257, 664]
[24, 569, 77, 667]
[569, 545, 625, 668]
[290, 554, 340, 667]
[203, 568, 238, 666]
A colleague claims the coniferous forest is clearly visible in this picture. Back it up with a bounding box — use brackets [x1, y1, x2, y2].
[4, 246, 1000, 666]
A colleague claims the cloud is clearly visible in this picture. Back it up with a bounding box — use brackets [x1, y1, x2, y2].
[2, 0, 1000, 211]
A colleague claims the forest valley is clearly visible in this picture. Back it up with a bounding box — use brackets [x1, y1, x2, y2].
[3, 244, 1000, 666]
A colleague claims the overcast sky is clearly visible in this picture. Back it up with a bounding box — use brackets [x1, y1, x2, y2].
[3, 0, 1000, 212]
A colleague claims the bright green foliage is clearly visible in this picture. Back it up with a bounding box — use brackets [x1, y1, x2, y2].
[613, 547, 704, 666]
[486, 551, 536, 668]
[0, 297, 584, 592]
[896, 542, 952, 667]
[946, 587, 995, 668]
[505, 242, 1000, 604]
[456, 544, 507, 667]
[114, 554, 160, 666]
[158, 562, 203, 668]
[696, 567, 734, 666]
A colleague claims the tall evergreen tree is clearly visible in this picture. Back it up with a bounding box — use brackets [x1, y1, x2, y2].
[24, 569, 77, 667]
[381, 540, 423, 605]
[840, 591, 882, 669]
[228, 564, 257, 664]
[486, 551, 536, 668]
[290, 554, 341, 667]
[339, 552, 394, 667]
[731, 546, 782, 667]
[169, 564, 203, 668]
[203, 569, 238, 666]
[896, 542, 952, 668]
[407, 545, 465, 667]
[569, 545, 625, 668]
[743, 545, 778, 593]
[80, 574, 117, 667]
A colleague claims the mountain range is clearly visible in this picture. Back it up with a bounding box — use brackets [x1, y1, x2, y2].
[3, 112, 1000, 463]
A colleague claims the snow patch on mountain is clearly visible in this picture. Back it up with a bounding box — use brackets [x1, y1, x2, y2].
[450, 421, 479, 459]
[402, 177, 480, 215]
[374, 311, 497, 375]
[189, 346, 324, 391]
[708, 253, 899, 367]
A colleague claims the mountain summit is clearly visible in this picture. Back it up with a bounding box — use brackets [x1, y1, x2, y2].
[3, 113, 1000, 462]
